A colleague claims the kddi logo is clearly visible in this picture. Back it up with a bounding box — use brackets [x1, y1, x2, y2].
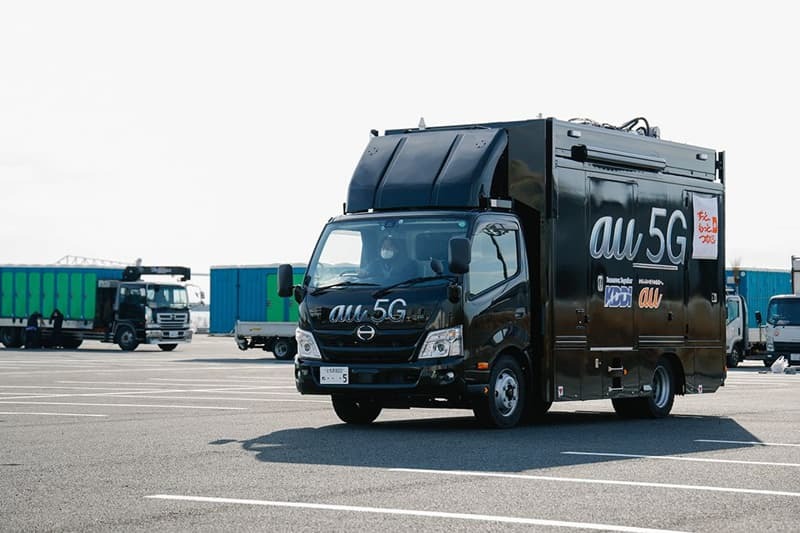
[329, 298, 407, 324]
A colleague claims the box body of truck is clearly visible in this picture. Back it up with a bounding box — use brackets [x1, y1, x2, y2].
[210, 265, 305, 358]
[0, 265, 192, 351]
[283, 117, 726, 427]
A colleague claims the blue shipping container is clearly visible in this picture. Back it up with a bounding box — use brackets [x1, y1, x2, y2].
[725, 268, 791, 326]
[209, 265, 306, 334]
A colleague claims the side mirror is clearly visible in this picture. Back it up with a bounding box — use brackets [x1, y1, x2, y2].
[448, 237, 471, 275]
[755, 311, 762, 325]
[277, 264, 294, 298]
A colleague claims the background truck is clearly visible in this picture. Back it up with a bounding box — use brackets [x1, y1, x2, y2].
[0, 264, 192, 351]
[280, 116, 727, 428]
[724, 267, 791, 367]
[763, 293, 800, 367]
[209, 265, 305, 359]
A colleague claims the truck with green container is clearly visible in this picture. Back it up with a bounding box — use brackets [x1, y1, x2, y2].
[209, 265, 305, 359]
[0, 264, 192, 351]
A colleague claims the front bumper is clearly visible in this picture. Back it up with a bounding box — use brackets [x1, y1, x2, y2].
[295, 356, 486, 407]
[145, 328, 193, 344]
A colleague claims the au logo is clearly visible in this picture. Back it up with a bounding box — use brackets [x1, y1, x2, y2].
[638, 287, 663, 309]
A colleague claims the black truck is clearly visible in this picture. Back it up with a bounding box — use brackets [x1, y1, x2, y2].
[279, 117, 726, 428]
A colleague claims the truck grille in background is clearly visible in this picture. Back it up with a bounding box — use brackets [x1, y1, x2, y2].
[316, 328, 422, 364]
[157, 313, 188, 329]
[774, 342, 800, 354]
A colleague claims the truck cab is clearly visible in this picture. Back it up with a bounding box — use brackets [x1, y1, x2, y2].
[764, 294, 800, 366]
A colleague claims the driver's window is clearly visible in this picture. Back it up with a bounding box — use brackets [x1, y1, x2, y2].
[314, 230, 363, 285]
[726, 299, 739, 324]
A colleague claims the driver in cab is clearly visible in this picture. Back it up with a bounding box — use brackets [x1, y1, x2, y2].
[364, 235, 417, 282]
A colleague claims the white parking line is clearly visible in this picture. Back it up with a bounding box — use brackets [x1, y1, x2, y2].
[696, 439, 800, 448]
[562, 451, 800, 468]
[0, 411, 108, 417]
[389, 468, 800, 497]
[0, 401, 246, 410]
[145, 494, 688, 533]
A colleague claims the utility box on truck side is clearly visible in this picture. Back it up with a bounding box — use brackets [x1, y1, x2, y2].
[209, 265, 305, 359]
[280, 117, 726, 428]
[0, 264, 192, 351]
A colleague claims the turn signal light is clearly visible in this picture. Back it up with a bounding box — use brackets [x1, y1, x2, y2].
[477, 362, 489, 370]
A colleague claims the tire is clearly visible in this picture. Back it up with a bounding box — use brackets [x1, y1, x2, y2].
[236, 337, 249, 351]
[763, 358, 774, 368]
[612, 358, 676, 419]
[473, 355, 525, 428]
[726, 345, 742, 368]
[331, 396, 382, 425]
[116, 325, 139, 351]
[159, 344, 178, 352]
[1, 327, 23, 348]
[272, 338, 297, 360]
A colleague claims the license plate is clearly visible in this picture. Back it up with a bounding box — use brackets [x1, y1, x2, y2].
[320, 367, 349, 385]
[791, 353, 800, 362]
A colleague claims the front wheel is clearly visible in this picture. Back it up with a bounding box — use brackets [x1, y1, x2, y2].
[331, 396, 382, 425]
[726, 345, 742, 368]
[272, 338, 297, 360]
[159, 344, 178, 352]
[116, 325, 139, 351]
[473, 355, 525, 428]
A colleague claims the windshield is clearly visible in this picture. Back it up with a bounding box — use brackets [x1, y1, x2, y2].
[146, 285, 189, 309]
[766, 298, 800, 326]
[307, 216, 470, 289]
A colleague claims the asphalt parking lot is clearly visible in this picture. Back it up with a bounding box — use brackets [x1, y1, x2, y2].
[2, 336, 798, 532]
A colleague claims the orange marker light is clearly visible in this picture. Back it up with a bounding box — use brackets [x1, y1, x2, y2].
[477, 362, 489, 370]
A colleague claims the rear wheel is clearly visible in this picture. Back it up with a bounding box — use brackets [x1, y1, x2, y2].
[0, 327, 23, 348]
[331, 396, 382, 425]
[272, 338, 297, 360]
[116, 325, 139, 351]
[612, 357, 675, 419]
[159, 344, 178, 352]
[473, 355, 525, 428]
[236, 337, 249, 351]
[726, 345, 742, 368]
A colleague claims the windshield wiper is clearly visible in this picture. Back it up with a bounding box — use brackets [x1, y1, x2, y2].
[311, 281, 378, 295]
[372, 275, 455, 298]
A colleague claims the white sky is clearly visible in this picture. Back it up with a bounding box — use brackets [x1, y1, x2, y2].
[1, 1, 797, 273]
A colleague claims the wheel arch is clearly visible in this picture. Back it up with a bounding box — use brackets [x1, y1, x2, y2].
[661, 352, 686, 396]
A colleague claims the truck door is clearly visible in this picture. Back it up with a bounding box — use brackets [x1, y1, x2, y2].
[586, 177, 638, 397]
[464, 217, 529, 368]
[726, 296, 742, 354]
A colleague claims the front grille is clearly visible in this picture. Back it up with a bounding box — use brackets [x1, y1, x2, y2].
[316, 327, 423, 363]
[156, 312, 188, 329]
[774, 342, 800, 353]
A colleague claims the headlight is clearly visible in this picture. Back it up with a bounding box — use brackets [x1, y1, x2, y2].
[419, 326, 463, 359]
[295, 328, 321, 359]
[145, 307, 154, 325]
